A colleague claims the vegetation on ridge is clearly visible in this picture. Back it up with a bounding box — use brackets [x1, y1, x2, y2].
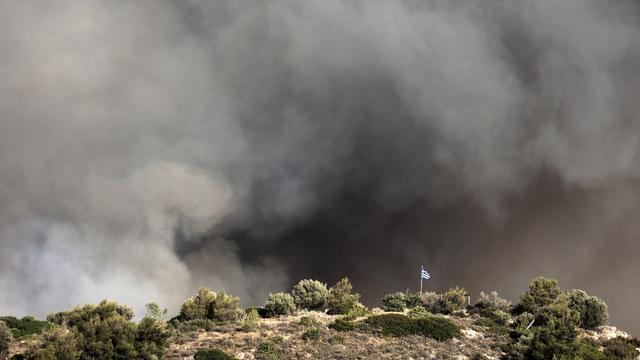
[0, 275, 629, 360]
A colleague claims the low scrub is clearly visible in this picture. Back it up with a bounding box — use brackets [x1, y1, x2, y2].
[255, 341, 279, 360]
[328, 318, 356, 332]
[177, 319, 218, 332]
[241, 309, 260, 332]
[301, 327, 321, 341]
[194, 348, 237, 360]
[474, 291, 511, 312]
[365, 314, 417, 337]
[364, 313, 459, 341]
[603, 337, 639, 360]
[298, 316, 319, 328]
[414, 317, 461, 341]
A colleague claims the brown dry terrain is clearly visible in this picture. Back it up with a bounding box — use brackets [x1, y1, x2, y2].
[164, 310, 510, 360]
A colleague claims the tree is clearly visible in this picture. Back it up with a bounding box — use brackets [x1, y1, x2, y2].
[144, 302, 168, 322]
[291, 279, 329, 310]
[180, 288, 217, 321]
[326, 278, 361, 315]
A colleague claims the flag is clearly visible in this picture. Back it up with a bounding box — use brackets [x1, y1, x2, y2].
[421, 266, 430, 280]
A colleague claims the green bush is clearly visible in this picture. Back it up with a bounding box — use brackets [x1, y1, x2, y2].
[576, 340, 606, 360]
[440, 287, 468, 314]
[326, 278, 361, 315]
[328, 318, 355, 332]
[381, 292, 407, 312]
[0, 316, 53, 339]
[21, 327, 80, 360]
[30, 300, 170, 360]
[291, 280, 329, 310]
[180, 288, 217, 321]
[301, 327, 321, 341]
[603, 337, 639, 360]
[298, 316, 318, 328]
[255, 341, 279, 360]
[207, 291, 244, 324]
[513, 312, 536, 331]
[264, 293, 296, 317]
[364, 314, 417, 337]
[520, 277, 562, 314]
[241, 309, 260, 332]
[177, 319, 218, 332]
[0, 321, 12, 357]
[405, 293, 423, 309]
[475, 291, 511, 312]
[144, 302, 168, 322]
[568, 289, 608, 329]
[194, 348, 237, 360]
[408, 306, 431, 319]
[414, 317, 460, 341]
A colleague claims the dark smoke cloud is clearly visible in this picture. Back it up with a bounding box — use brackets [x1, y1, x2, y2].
[2, 0, 640, 333]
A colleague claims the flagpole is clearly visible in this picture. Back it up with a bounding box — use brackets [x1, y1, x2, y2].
[420, 266, 423, 295]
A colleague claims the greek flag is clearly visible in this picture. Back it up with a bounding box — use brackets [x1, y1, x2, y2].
[421, 266, 430, 280]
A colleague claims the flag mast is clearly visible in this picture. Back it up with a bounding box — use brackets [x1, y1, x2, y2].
[420, 265, 423, 295]
[420, 265, 430, 295]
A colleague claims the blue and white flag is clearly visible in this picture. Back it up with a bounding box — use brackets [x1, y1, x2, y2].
[421, 266, 430, 280]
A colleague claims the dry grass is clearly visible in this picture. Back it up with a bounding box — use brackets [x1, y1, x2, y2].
[164, 311, 506, 360]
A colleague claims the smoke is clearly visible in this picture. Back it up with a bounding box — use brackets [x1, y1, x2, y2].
[1, 0, 640, 332]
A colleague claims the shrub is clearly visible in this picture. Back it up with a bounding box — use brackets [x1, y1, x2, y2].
[520, 277, 561, 314]
[568, 290, 608, 329]
[0, 316, 53, 339]
[475, 291, 512, 312]
[255, 341, 279, 360]
[35, 300, 170, 360]
[364, 314, 417, 337]
[241, 309, 260, 332]
[328, 334, 346, 345]
[513, 312, 536, 332]
[264, 293, 296, 317]
[177, 319, 218, 332]
[576, 341, 606, 360]
[408, 306, 431, 319]
[0, 321, 12, 357]
[22, 327, 80, 360]
[328, 318, 355, 332]
[180, 288, 217, 321]
[326, 278, 361, 315]
[301, 327, 321, 341]
[381, 292, 407, 312]
[420, 292, 440, 312]
[207, 290, 244, 323]
[414, 316, 460, 341]
[144, 302, 168, 322]
[298, 316, 318, 328]
[194, 348, 237, 360]
[441, 287, 468, 314]
[603, 337, 639, 360]
[291, 280, 329, 310]
[405, 293, 423, 309]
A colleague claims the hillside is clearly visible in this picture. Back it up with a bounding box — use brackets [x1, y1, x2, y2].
[2, 277, 639, 360]
[163, 311, 632, 360]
